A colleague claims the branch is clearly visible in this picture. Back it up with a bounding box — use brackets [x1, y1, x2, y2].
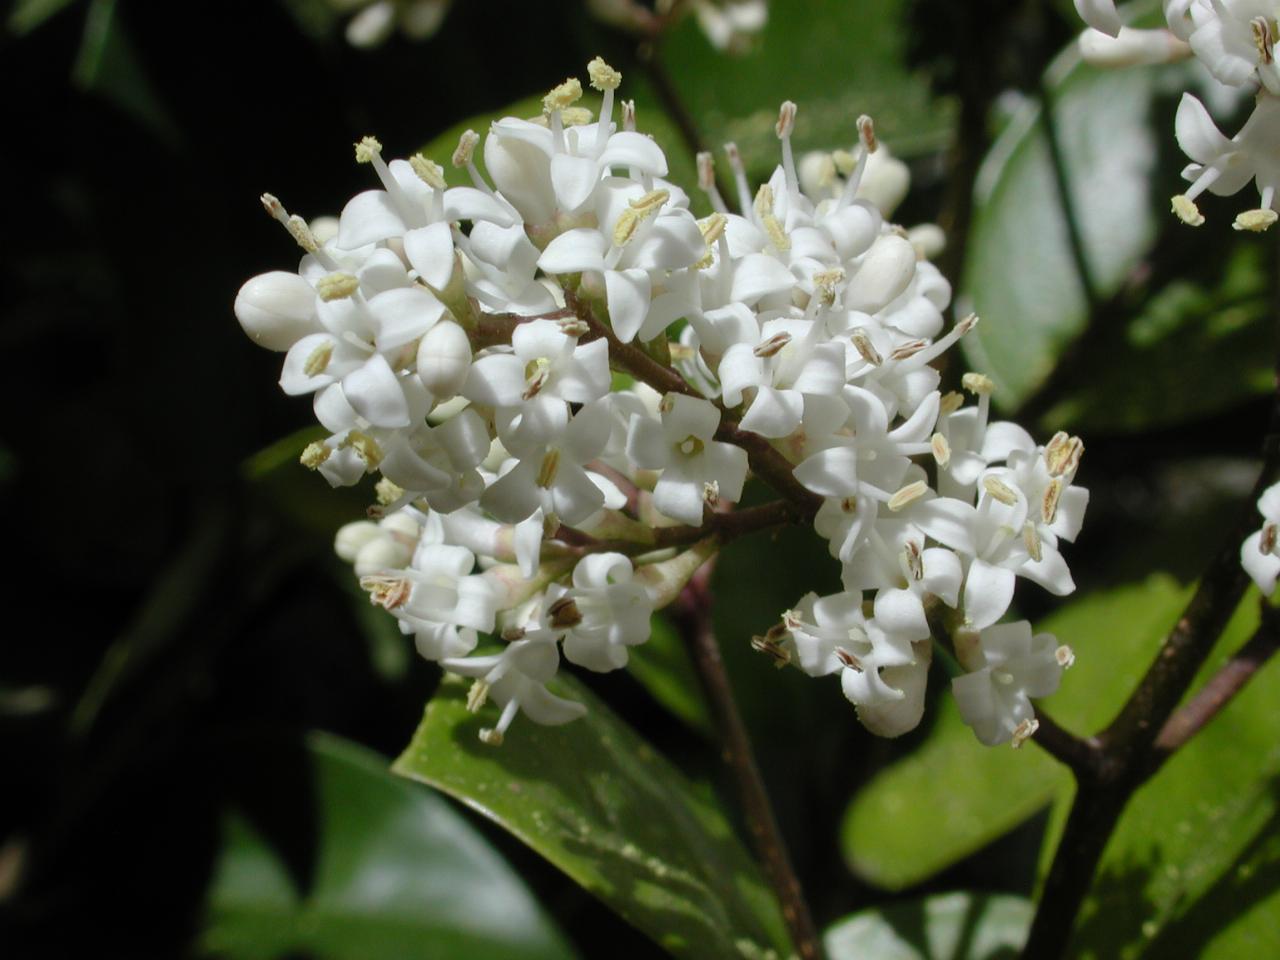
[1148, 607, 1280, 764]
[674, 561, 825, 960]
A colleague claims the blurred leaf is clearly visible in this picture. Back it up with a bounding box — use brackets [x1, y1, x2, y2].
[242, 426, 369, 538]
[841, 575, 1207, 890]
[625, 614, 714, 737]
[1063, 598, 1279, 959]
[393, 674, 792, 959]
[277, 0, 341, 40]
[339, 569, 413, 682]
[201, 732, 577, 960]
[1042, 243, 1273, 433]
[7, 0, 78, 34]
[825, 892, 1033, 960]
[71, 0, 180, 146]
[659, 0, 954, 176]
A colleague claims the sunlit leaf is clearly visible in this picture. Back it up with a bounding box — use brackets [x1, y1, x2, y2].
[825, 892, 1033, 960]
[393, 674, 792, 959]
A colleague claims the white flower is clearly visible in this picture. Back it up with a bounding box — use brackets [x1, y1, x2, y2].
[553, 553, 655, 672]
[443, 634, 587, 745]
[464, 317, 610, 409]
[1172, 93, 1280, 231]
[625, 394, 749, 525]
[1241, 480, 1280, 594]
[1187, 0, 1280, 93]
[1073, 0, 1122, 37]
[952, 621, 1070, 746]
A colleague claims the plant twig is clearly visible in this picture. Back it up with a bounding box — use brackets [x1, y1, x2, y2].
[675, 560, 825, 960]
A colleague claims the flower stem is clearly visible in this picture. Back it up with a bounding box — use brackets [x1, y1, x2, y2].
[675, 560, 826, 960]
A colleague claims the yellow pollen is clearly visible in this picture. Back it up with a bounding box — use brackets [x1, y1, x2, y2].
[699, 212, 727, 244]
[814, 268, 844, 305]
[285, 214, 319, 253]
[354, 135, 382, 163]
[1042, 477, 1063, 525]
[528, 107, 594, 127]
[753, 183, 775, 220]
[939, 391, 965, 416]
[1171, 194, 1205, 226]
[543, 77, 583, 113]
[344, 431, 384, 471]
[982, 476, 1019, 506]
[888, 480, 928, 512]
[315, 272, 359, 302]
[931, 432, 951, 468]
[587, 56, 621, 91]
[962, 372, 995, 396]
[410, 153, 446, 189]
[1045, 432, 1084, 477]
[536, 449, 561, 489]
[303, 341, 334, 377]
[375, 477, 405, 506]
[452, 129, 479, 168]
[703, 479, 721, 505]
[832, 149, 857, 176]
[613, 208, 641, 247]
[300, 441, 331, 469]
[629, 188, 670, 214]
[763, 215, 790, 252]
[1234, 208, 1278, 232]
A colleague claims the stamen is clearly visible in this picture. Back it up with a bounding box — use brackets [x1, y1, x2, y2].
[813, 268, 845, 306]
[754, 332, 792, 358]
[1261, 521, 1278, 555]
[1023, 521, 1043, 563]
[703, 479, 720, 505]
[696, 151, 728, 214]
[890, 339, 928, 361]
[982, 476, 1019, 506]
[1011, 717, 1039, 749]
[776, 100, 799, 197]
[850, 329, 883, 366]
[343, 431, 384, 471]
[375, 477, 405, 506]
[1042, 477, 1063, 525]
[543, 77, 583, 114]
[939, 391, 965, 416]
[1233, 208, 1278, 232]
[1044, 432, 1084, 478]
[466, 679, 490, 712]
[1055, 645, 1076, 668]
[300, 441, 331, 469]
[354, 135, 382, 164]
[962, 372, 995, 396]
[888, 479, 929, 511]
[536, 449, 561, 488]
[751, 634, 792, 668]
[1252, 16, 1274, 64]
[410, 153, 447, 190]
[587, 56, 621, 91]
[451, 129, 479, 168]
[931, 432, 952, 468]
[359, 574, 412, 610]
[903, 539, 924, 581]
[303, 340, 334, 376]
[834, 647, 863, 671]
[315, 272, 359, 302]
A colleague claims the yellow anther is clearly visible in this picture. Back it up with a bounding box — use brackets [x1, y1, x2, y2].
[354, 135, 382, 163]
[850, 329, 883, 366]
[410, 153, 446, 190]
[754, 332, 792, 358]
[1041, 477, 1063, 525]
[982, 475, 1019, 506]
[303, 341, 334, 376]
[698, 212, 727, 245]
[1172, 194, 1205, 226]
[344, 431, 384, 471]
[962, 372, 995, 396]
[1234, 208, 1278, 232]
[536, 449, 561, 489]
[286, 214, 320, 253]
[939, 391, 965, 416]
[359, 574, 411, 611]
[1252, 16, 1275, 64]
[1011, 717, 1039, 749]
[452, 129, 479, 168]
[814, 268, 845, 306]
[763, 214, 790, 252]
[613, 208, 641, 247]
[832, 149, 857, 176]
[543, 77, 583, 113]
[629, 188, 670, 213]
[703, 479, 721, 505]
[776, 100, 797, 138]
[888, 480, 929, 512]
[754, 183, 775, 219]
[931, 432, 952, 469]
[528, 107, 594, 127]
[315, 272, 358, 302]
[466, 680, 490, 713]
[300, 441, 331, 469]
[1044, 431, 1084, 477]
[375, 477, 405, 506]
[587, 56, 621, 91]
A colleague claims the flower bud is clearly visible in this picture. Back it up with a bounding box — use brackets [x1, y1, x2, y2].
[234, 271, 319, 351]
[417, 320, 472, 399]
[844, 234, 916, 313]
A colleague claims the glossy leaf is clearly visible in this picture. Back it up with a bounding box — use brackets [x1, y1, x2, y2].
[825, 892, 1033, 960]
[201, 732, 577, 960]
[660, 0, 954, 175]
[393, 674, 792, 959]
[841, 576, 1205, 890]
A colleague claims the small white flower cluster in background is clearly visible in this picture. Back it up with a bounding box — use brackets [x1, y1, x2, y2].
[1242, 480, 1280, 595]
[1074, 0, 1280, 231]
[236, 58, 1085, 747]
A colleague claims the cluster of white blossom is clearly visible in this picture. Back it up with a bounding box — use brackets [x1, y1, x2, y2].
[1074, 0, 1280, 231]
[331, 0, 766, 53]
[1242, 480, 1280, 595]
[235, 58, 1086, 748]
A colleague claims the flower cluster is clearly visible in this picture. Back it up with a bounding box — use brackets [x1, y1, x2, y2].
[236, 58, 1085, 747]
[1074, 0, 1280, 231]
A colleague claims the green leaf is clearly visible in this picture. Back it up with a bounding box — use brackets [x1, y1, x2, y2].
[840, 575, 1198, 890]
[201, 732, 577, 960]
[7, 0, 79, 34]
[959, 44, 1190, 408]
[393, 674, 793, 959]
[625, 614, 714, 737]
[1064, 598, 1280, 959]
[825, 892, 1033, 960]
[659, 0, 954, 176]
